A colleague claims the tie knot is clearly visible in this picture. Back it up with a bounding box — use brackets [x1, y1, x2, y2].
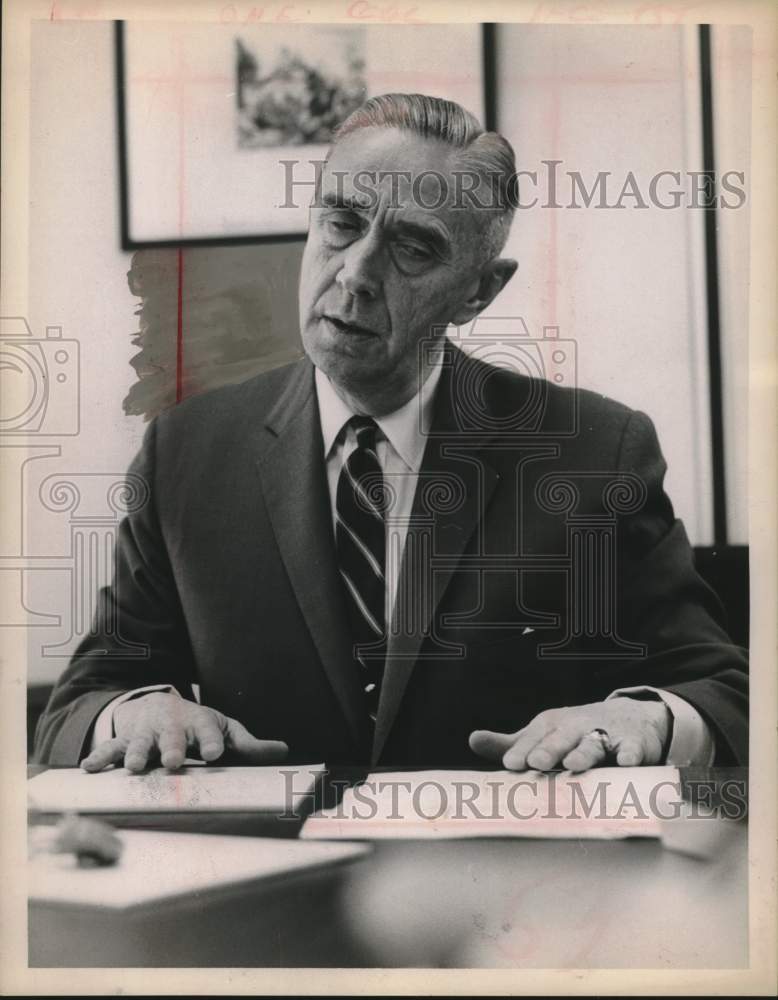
[349, 415, 379, 448]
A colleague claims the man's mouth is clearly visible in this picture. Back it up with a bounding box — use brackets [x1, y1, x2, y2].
[322, 315, 380, 338]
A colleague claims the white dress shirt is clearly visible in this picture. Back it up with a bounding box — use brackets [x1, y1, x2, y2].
[92, 361, 714, 766]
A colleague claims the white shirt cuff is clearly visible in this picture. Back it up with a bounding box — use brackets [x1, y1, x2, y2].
[90, 685, 178, 749]
[607, 686, 716, 766]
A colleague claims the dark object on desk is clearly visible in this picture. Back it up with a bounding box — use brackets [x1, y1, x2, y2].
[51, 814, 123, 867]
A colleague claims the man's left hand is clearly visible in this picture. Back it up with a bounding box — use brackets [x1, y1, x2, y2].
[469, 698, 670, 772]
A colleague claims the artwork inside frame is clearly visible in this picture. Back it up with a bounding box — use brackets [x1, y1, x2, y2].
[235, 29, 367, 150]
[116, 21, 489, 248]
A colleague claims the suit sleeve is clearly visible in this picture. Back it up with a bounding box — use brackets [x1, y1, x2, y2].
[594, 409, 748, 765]
[34, 418, 197, 766]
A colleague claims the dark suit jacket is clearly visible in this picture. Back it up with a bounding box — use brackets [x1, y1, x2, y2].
[35, 346, 748, 767]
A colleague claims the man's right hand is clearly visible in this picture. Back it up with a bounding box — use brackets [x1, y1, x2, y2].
[80, 692, 289, 773]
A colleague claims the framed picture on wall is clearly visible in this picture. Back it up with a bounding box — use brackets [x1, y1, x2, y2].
[116, 21, 491, 248]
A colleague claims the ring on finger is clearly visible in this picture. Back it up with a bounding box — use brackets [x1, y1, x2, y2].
[581, 728, 614, 753]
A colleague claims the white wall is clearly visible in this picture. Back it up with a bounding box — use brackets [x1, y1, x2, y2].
[25, 22, 142, 683]
[28, 21, 144, 473]
[487, 24, 715, 545]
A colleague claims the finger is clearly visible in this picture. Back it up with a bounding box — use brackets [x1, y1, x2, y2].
[124, 730, 156, 773]
[192, 715, 225, 762]
[468, 729, 519, 762]
[157, 726, 188, 770]
[80, 738, 128, 773]
[525, 727, 583, 771]
[614, 736, 646, 767]
[224, 718, 288, 762]
[502, 718, 554, 771]
[562, 732, 611, 772]
[642, 727, 665, 764]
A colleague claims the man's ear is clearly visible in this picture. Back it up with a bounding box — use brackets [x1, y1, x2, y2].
[449, 258, 518, 327]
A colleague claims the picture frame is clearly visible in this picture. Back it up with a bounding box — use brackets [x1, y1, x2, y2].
[116, 21, 493, 248]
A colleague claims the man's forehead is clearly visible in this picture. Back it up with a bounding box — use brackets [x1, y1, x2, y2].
[320, 127, 460, 209]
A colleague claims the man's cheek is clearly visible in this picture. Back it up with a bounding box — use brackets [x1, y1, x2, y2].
[301, 257, 336, 313]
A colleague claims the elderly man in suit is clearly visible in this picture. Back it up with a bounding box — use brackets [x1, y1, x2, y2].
[35, 94, 748, 773]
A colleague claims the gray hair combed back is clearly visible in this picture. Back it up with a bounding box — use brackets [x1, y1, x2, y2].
[334, 93, 517, 259]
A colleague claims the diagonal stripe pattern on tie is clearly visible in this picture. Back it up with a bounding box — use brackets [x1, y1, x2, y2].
[336, 416, 386, 721]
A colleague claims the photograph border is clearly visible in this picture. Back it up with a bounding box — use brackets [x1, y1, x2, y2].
[1, 0, 775, 995]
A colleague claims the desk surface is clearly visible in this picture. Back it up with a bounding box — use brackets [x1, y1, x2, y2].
[27, 767, 748, 969]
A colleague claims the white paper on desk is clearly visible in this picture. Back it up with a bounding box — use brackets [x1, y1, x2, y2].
[301, 766, 683, 840]
[28, 763, 324, 815]
[29, 830, 369, 909]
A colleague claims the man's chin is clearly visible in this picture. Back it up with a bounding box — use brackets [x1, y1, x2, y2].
[305, 332, 387, 382]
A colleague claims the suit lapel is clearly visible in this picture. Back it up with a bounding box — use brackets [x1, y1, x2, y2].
[371, 348, 500, 764]
[256, 360, 369, 751]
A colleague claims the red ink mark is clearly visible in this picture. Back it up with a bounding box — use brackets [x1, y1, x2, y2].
[275, 4, 299, 20]
[346, 0, 423, 23]
[568, 4, 603, 22]
[176, 247, 184, 404]
[219, 2, 301, 22]
[634, 1, 705, 24]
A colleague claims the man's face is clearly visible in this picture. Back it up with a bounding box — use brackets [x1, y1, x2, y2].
[298, 127, 493, 410]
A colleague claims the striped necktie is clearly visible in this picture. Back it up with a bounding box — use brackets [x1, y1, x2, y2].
[335, 416, 386, 721]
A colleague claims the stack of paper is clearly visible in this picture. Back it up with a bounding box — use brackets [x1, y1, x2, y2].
[301, 766, 683, 840]
[28, 764, 325, 835]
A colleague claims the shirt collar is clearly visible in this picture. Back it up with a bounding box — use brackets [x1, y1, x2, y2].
[315, 355, 443, 473]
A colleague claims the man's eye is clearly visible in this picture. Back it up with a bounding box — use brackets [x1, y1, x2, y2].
[328, 219, 359, 232]
[322, 215, 361, 239]
[395, 242, 432, 261]
[321, 216, 361, 247]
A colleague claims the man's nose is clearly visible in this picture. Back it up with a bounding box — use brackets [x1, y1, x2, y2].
[335, 233, 382, 299]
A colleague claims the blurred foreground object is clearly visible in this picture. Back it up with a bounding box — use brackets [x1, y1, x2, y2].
[51, 814, 123, 867]
[29, 813, 123, 868]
